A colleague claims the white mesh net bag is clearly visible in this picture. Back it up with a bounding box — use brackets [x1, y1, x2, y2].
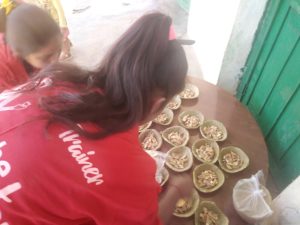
[233, 170, 273, 224]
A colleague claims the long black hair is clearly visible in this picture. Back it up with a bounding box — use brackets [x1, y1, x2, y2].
[33, 13, 188, 139]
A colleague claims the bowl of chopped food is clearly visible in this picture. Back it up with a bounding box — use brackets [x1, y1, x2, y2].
[195, 201, 229, 225]
[178, 111, 204, 129]
[166, 146, 193, 172]
[200, 120, 227, 141]
[153, 108, 174, 126]
[166, 95, 182, 110]
[193, 164, 225, 193]
[179, 83, 199, 99]
[192, 139, 219, 164]
[138, 121, 152, 133]
[161, 126, 189, 147]
[139, 129, 162, 151]
[218, 146, 249, 173]
[173, 189, 200, 218]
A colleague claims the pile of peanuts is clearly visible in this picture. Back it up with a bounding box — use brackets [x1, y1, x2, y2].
[174, 198, 193, 214]
[180, 88, 196, 98]
[142, 133, 159, 150]
[195, 144, 215, 162]
[202, 125, 224, 140]
[168, 151, 188, 169]
[167, 131, 185, 146]
[154, 112, 169, 124]
[199, 207, 219, 225]
[223, 151, 242, 170]
[182, 114, 201, 128]
[197, 170, 218, 189]
[167, 101, 179, 110]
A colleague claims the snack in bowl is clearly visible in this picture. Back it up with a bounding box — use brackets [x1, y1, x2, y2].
[200, 120, 227, 141]
[142, 133, 158, 150]
[193, 164, 225, 193]
[196, 144, 215, 162]
[195, 201, 229, 225]
[168, 131, 185, 146]
[173, 189, 200, 217]
[153, 108, 174, 125]
[178, 111, 204, 129]
[138, 129, 162, 151]
[223, 151, 241, 169]
[154, 113, 168, 124]
[180, 88, 194, 98]
[192, 139, 219, 164]
[166, 146, 193, 172]
[166, 95, 181, 110]
[199, 207, 219, 225]
[138, 121, 152, 133]
[168, 151, 187, 169]
[182, 114, 201, 128]
[162, 126, 189, 147]
[197, 170, 218, 189]
[203, 125, 223, 140]
[179, 83, 199, 99]
[175, 199, 191, 213]
[218, 146, 249, 173]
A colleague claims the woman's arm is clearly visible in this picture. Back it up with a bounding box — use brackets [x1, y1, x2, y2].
[158, 185, 181, 225]
[158, 174, 194, 225]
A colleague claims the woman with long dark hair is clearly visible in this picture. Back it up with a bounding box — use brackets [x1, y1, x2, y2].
[0, 12, 192, 225]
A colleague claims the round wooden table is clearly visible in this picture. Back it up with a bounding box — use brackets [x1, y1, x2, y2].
[155, 77, 269, 225]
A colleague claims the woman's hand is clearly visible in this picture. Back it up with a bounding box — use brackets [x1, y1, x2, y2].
[168, 173, 194, 198]
[158, 173, 194, 225]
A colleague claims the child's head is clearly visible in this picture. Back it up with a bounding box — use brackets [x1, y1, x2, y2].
[5, 3, 62, 68]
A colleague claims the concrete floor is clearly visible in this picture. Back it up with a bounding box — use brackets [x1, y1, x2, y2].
[61, 0, 203, 78]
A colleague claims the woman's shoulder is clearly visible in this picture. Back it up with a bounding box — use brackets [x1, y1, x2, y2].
[0, 81, 57, 131]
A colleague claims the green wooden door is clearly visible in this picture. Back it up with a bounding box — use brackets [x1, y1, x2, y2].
[237, 0, 300, 190]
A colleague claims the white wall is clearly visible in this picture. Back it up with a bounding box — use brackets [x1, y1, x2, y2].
[217, 0, 268, 94]
[266, 176, 300, 225]
[187, 0, 241, 85]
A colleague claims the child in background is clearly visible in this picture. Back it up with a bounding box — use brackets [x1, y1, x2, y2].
[25, 0, 72, 60]
[0, 3, 62, 92]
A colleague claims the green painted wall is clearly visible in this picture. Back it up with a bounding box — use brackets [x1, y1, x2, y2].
[237, 0, 300, 190]
[177, 0, 191, 12]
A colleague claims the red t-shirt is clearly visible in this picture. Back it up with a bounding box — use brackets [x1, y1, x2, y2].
[0, 34, 30, 92]
[0, 86, 162, 225]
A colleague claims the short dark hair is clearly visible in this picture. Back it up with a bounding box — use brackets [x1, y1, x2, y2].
[32, 13, 188, 139]
[5, 3, 61, 57]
